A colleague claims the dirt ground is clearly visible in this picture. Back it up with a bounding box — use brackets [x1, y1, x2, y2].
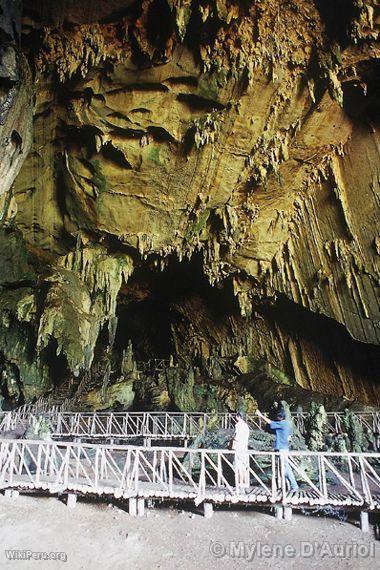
[0, 493, 378, 569]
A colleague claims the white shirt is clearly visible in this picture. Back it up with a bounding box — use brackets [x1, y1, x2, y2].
[233, 418, 250, 451]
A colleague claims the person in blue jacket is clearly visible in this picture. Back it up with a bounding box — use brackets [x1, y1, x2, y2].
[256, 407, 299, 492]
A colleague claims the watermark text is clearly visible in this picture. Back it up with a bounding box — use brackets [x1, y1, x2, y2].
[5, 550, 67, 562]
[209, 540, 375, 561]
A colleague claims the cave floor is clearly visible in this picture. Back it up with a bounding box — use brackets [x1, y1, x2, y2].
[0, 494, 378, 569]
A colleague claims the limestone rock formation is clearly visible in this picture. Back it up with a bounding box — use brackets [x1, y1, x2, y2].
[0, 0, 379, 408]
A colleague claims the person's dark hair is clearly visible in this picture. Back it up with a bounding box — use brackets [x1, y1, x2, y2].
[237, 411, 246, 420]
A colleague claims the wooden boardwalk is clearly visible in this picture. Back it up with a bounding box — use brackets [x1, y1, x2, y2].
[0, 439, 379, 521]
[1, 410, 379, 443]
[0, 407, 380, 441]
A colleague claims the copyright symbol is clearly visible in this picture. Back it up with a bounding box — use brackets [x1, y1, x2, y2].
[209, 541, 225, 558]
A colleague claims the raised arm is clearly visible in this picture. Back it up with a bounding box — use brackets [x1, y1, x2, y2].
[256, 409, 271, 425]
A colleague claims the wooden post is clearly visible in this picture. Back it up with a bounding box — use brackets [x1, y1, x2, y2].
[275, 506, 283, 519]
[283, 507, 292, 521]
[360, 511, 369, 533]
[204, 502, 213, 519]
[129, 498, 137, 516]
[168, 450, 173, 494]
[137, 498, 145, 517]
[271, 454, 276, 502]
[67, 493, 77, 508]
[94, 447, 99, 489]
[319, 456, 328, 499]
[35, 444, 42, 486]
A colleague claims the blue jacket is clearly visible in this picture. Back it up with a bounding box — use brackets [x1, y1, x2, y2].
[269, 420, 292, 450]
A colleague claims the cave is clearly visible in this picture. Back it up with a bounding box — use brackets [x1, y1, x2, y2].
[2, 0, 380, 560]
[315, 0, 357, 45]
[114, 253, 239, 363]
[0, 0, 379, 411]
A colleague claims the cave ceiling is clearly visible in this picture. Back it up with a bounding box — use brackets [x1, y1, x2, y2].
[0, 0, 379, 407]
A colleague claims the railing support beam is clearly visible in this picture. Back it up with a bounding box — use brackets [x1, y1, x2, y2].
[204, 502, 213, 519]
[137, 498, 145, 517]
[275, 506, 283, 520]
[66, 493, 77, 508]
[360, 511, 369, 533]
[129, 498, 137, 517]
[283, 507, 292, 521]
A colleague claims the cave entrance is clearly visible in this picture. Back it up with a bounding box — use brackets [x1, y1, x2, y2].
[114, 253, 237, 364]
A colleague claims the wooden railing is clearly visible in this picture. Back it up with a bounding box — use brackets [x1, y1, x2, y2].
[1, 410, 379, 441]
[136, 359, 171, 374]
[53, 412, 209, 440]
[292, 411, 380, 437]
[0, 439, 379, 510]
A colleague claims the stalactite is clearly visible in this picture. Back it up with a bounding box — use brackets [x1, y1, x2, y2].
[0, 0, 379, 407]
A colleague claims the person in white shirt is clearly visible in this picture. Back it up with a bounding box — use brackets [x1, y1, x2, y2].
[231, 412, 250, 488]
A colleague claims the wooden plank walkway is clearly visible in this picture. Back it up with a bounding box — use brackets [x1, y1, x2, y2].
[0, 439, 379, 513]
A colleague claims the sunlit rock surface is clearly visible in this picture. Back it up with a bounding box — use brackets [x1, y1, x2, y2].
[0, 0, 379, 408]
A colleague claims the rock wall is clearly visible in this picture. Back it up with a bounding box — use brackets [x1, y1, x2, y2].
[0, 0, 379, 408]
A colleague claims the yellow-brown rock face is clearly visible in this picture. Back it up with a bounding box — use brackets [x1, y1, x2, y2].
[0, 0, 379, 408]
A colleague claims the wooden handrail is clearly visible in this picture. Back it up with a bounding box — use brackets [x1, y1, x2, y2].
[0, 438, 378, 510]
[1, 410, 380, 441]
